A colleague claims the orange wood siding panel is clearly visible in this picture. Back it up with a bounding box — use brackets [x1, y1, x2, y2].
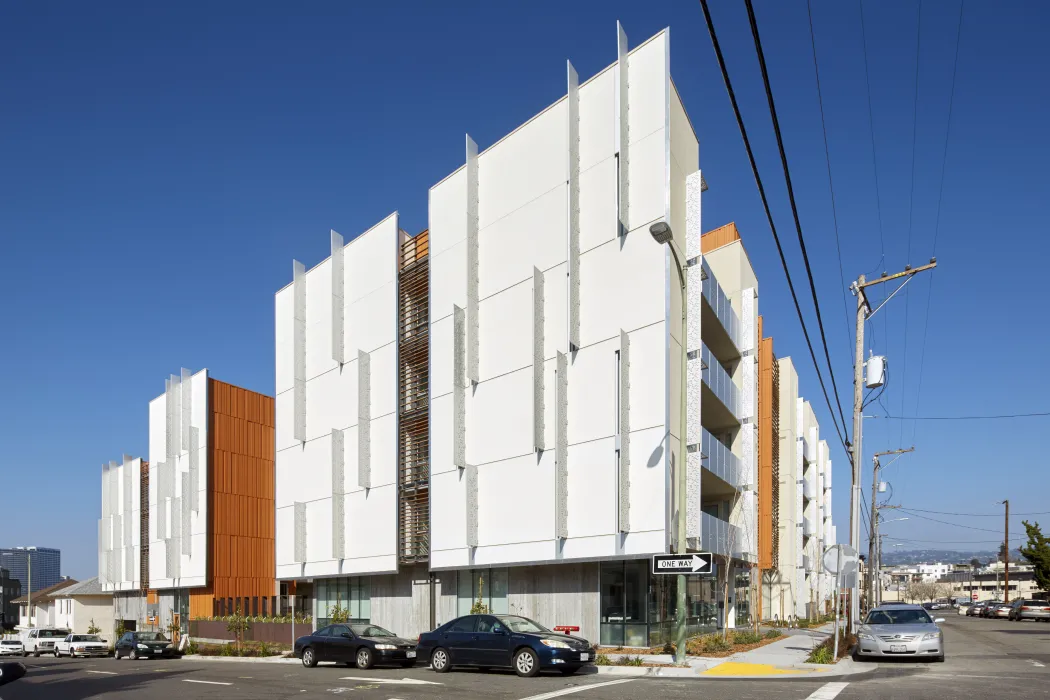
[758, 323, 774, 572]
[207, 378, 276, 608]
[701, 222, 741, 253]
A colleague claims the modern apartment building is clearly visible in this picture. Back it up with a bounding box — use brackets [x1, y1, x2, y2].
[99, 370, 276, 633]
[0, 547, 61, 595]
[0, 568, 20, 630]
[272, 25, 799, 645]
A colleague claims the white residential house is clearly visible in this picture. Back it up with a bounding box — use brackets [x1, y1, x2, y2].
[52, 578, 114, 637]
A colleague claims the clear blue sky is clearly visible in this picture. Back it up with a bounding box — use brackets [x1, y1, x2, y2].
[2, 1, 1047, 580]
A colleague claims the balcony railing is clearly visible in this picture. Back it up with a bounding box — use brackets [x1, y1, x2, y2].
[701, 428, 745, 489]
[701, 343, 740, 419]
[803, 435, 816, 464]
[700, 258, 742, 351]
[701, 511, 745, 558]
[803, 554, 815, 571]
[803, 476, 816, 501]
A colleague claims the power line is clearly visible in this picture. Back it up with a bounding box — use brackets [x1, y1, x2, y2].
[744, 0, 852, 440]
[899, 0, 924, 452]
[897, 509, 1005, 534]
[697, 0, 851, 461]
[890, 537, 1023, 545]
[910, 0, 965, 449]
[870, 411, 1050, 421]
[898, 506, 1050, 518]
[805, 0, 853, 364]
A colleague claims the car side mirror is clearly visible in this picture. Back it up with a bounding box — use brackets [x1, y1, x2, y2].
[493, 627, 506, 635]
[934, 618, 945, 623]
[341, 632, 352, 638]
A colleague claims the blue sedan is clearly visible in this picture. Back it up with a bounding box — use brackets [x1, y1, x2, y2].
[417, 614, 595, 677]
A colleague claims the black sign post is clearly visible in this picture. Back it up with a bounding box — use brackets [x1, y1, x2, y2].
[651, 553, 714, 575]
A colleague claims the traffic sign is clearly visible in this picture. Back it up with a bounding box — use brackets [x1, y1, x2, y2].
[651, 553, 713, 575]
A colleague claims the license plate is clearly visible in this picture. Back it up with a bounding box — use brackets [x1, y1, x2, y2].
[889, 645, 907, 653]
[406, 651, 416, 658]
[579, 653, 589, 661]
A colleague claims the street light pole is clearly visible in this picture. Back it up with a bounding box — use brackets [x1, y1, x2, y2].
[651, 221, 688, 665]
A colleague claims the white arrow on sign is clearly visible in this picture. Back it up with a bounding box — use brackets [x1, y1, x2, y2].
[690, 554, 709, 572]
[338, 677, 442, 686]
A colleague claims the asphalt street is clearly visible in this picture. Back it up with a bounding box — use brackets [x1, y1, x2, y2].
[2, 615, 1049, 699]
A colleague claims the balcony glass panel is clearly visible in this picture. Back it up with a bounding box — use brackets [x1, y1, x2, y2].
[701, 511, 744, 558]
[803, 476, 816, 501]
[701, 343, 740, 419]
[701, 428, 744, 489]
[803, 517, 817, 537]
[700, 259, 741, 350]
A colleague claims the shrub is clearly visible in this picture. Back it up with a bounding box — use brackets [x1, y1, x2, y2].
[808, 644, 833, 664]
[595, 653, 611, 666]
[690, 634, 731, 654]
[186, 641, 199, 656]
[805, 632, 855, 664]
[764, 629, 783, 640]
[731, 630, 763, 645]
[621, 655, 644, 666]
[220, 643, 234, 657]
[661, 640, 676, 655]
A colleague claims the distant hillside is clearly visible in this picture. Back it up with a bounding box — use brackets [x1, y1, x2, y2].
[880, 548, 1023, 566]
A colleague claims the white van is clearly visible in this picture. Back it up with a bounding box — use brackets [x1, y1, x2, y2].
[22, 628, 71, 657]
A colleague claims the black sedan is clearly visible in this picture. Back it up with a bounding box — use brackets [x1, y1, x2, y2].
[113, 632, 176, 660]
[417, 614, 595, 677]
[294, 623, 417, 669]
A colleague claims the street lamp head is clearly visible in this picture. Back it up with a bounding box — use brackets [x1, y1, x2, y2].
[649, 221, 673, 245]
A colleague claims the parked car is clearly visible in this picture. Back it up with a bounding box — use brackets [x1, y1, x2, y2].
[22, 629, 70, 657]
[957, 603, 972, 616]
[968, 601, 991, 617]
[113, 631, 175, 660]
[0, 640, 23, 657]
[295, 623, 417, 670]
[988, 602, 1012, 619]
[0, 661, 27, 691]
[854, 604, 945, 663]
[417, 614, 595, 678]
[55, 634, 109, 658]
[1009, 599, 1050, 622]
[978, 601, 1001, 618]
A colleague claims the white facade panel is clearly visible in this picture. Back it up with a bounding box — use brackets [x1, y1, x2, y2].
[468, 369, 534, 467]
[479, 280, 534, 382]
[567, 437, 618, 538]
[578, 156, 618, 255]
[148, 368, 209, 590]
[275, 215, 400, 580]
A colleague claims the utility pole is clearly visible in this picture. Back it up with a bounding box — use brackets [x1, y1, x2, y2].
[849, 260, 936, 632]
[26, 552, 31, 628]
[868, 449, 913, 609]
[1003, 499, 1010, 603]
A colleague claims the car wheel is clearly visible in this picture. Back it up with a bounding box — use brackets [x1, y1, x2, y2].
[514, 648, 540, 678]
[356, 647, 374, 670]
[129, 648, 138, 661]
[430, 647, 451, 673]
[54, 649, 60, 658]
[33, 652, 40, 658]
[301, 647, 317, 668]
[114, 650, 121, 659]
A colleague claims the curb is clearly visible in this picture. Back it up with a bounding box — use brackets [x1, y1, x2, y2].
[592, 657, 875, 680]
[181, 655, 299, 664]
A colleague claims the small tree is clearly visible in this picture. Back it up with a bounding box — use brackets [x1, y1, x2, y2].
[114, 620, 126, 640]
[470, 575, 490, 615]
[87, 619, 101, 636]
[165, 613, 181, 641]
[225, 606, 251, 653]
[329, 595, 350, 624]
[1020, 520, 1050, 592]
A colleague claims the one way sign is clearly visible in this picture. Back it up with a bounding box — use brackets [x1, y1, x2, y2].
[651, 553, 714, 575]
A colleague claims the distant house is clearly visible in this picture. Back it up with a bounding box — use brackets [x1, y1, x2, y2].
[52, 578, 114, 636]
[12, 579, 78, 630]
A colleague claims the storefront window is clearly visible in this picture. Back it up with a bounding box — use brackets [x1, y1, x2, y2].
[734, 569, 751, 628]
[314, 577, 371, 627]
[456, 569, 508, 616]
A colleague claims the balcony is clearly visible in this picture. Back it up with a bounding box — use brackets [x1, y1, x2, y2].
[824, 465, 832, 490]
[701, 428, 745, 490]
[701, 343, 740, 425]
[803, 516, 817, 537]
[803, 554, 815, 572]
[700, 258, 742, 360]
[701, 511, 745, 559]
[803, 434, 816, 464]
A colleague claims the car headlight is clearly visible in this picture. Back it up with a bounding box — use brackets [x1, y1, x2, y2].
[136, 644, 148, 650]
[858, 633, 875, 641]
[374, 644, 397, 650]
[541, 639, 571, 649]
[921, 632, 941, 641]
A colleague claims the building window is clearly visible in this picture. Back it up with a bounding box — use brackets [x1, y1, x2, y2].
[314, 577, 371, 627]
[456, 569, 508, 617]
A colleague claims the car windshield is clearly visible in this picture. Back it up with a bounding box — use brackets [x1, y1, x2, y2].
[864, 609, 933, 625]
[135, 633, 168, 642]
[496, 616, 550, 634]
[73, 635, 102, 642]
[39, 630, 69, 638]
[351, 625, 395, 637]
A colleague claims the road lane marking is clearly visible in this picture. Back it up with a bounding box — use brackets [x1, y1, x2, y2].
[85, 670, 118, 675]
[518, 678, 635, 700]
[337, 676, 441, 685]
[1029, 659, 1046, 668]
[183, 679, 234, 686]
[805, 682, 849, 700]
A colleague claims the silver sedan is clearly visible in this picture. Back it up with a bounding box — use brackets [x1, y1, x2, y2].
[855, 604, 946, 662]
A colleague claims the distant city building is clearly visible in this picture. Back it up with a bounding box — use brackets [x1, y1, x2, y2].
[0, 567, 21, 630]
[0, 547, 61, 594]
